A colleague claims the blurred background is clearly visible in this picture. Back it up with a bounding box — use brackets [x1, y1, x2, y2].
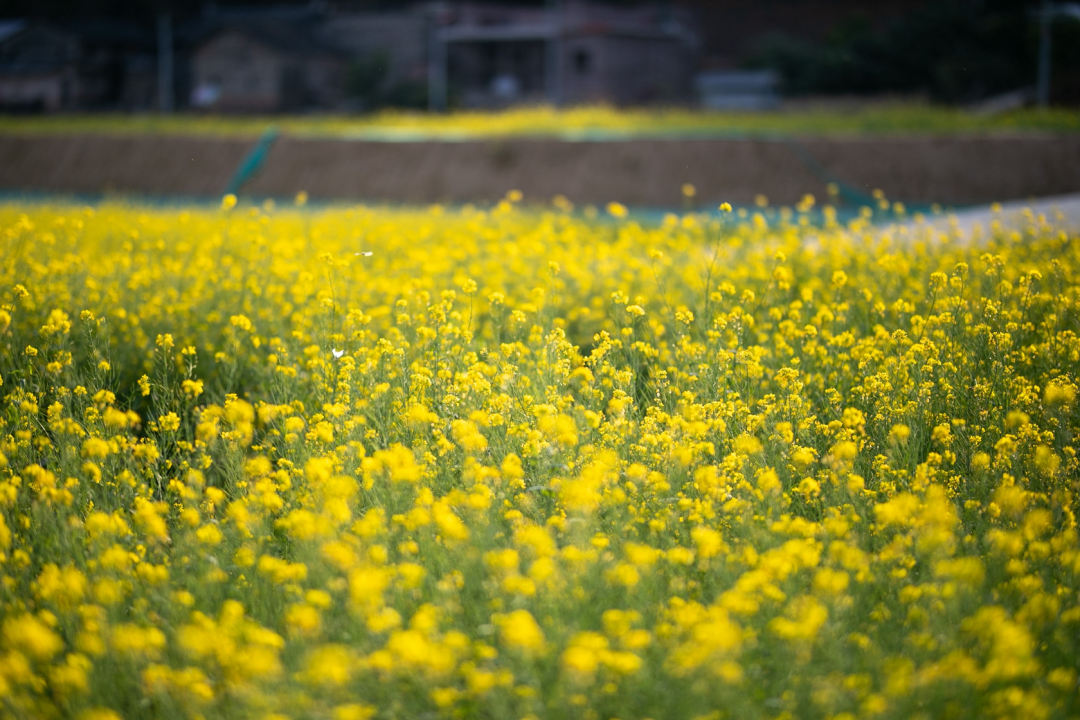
[0, 0, 1078, 212]
[1, 0, 1078, 113]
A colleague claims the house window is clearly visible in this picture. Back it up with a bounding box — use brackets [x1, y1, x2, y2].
[574, 49, 591, 75]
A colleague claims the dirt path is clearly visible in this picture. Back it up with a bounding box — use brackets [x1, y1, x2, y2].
[905, 192, 1080, 242]
[0, 133, 1077, 207]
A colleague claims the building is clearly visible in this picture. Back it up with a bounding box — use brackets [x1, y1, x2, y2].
[0, 18, 158, 112]
[1, 2, 701, 113]
[430, 1, 699, 109]
[189, 9, 347, 112]
[0, 21, 78, 111]
[189, 2, 699, 113]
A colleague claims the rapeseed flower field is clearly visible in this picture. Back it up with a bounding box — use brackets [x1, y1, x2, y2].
[0, 195, 1077, 720]
[2, 104, 1079, 139]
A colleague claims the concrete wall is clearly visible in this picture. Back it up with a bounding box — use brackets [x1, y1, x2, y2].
[0, 134, 251, 196]
[0, 133, 1076, 208]
[246, 135, 1080, 207]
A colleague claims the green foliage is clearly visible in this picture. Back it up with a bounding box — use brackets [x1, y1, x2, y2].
[749, 1, 1080, 103]
[346, 51, 427, 111]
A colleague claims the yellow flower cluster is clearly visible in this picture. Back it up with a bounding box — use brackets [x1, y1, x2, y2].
[3, 104, 1080, 138]
[0, 195, 1077, 720]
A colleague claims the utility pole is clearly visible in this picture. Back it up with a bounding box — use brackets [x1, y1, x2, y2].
[158, 12, 174, 113]
[546, 0, 563, 107]
[428, 14, 447, 112]
[1036, 0, 1052, 109]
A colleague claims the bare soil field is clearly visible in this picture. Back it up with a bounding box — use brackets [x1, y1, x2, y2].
[0, 133, 1077, 207]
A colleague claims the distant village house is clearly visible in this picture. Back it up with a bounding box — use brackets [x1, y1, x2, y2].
[432, 2, 699, 109]
[0, 2, 707, 113]
[189, 12, 346, 112]
[0, 21, 78, 111]
[0, 19, 156, 112]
